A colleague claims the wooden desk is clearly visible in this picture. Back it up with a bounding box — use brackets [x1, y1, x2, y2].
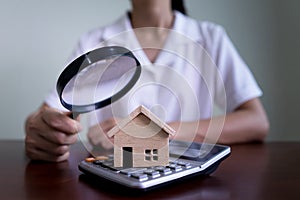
[0, 141, 299, 200]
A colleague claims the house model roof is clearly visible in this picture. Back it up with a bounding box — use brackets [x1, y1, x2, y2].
[107, 105, 176, 138]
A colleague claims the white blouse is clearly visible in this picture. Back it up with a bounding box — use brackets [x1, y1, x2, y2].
[45, 11, 262, 126]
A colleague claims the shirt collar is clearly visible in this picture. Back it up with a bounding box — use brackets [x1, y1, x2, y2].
[100, 11, 203, 65]
[101, 12, 133, 44]
[172, 11, 203, 43]
[101, 11, 202, 44]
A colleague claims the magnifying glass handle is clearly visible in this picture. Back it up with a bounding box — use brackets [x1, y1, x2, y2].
[69, 112, 79, 120]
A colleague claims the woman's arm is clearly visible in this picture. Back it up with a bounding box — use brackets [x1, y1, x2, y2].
[169, 98, 269, 145]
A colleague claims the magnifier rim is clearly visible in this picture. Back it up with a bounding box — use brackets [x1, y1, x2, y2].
[56, 46, 141, 114]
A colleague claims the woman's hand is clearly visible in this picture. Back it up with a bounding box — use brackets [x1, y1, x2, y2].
[25, 104, 82, 162]
[87, 118, 116, 150]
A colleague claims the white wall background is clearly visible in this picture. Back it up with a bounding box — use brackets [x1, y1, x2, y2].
[0, 0, 299, 141]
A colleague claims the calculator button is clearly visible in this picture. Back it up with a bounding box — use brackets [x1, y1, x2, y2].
[154, 166, 172, 175]
[85, 157, 95, 162]
[177, 161, 192, 169]
[120, 168, 147, 175]
[101, 161, 113, 167]
[131, 173, 148, 181]
[93, 160, 104, 165]
[101, 161, 120, 171]
[168, 164, 183, 172]
[143, 169, 160, 178]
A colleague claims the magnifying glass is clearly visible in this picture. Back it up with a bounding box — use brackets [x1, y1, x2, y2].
[56, 46, 141, 118]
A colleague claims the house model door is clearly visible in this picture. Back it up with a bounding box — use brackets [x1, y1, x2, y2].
[122, 147, 133, 168]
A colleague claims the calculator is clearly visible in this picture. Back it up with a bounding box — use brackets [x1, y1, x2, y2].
[78, 140, 230, 190]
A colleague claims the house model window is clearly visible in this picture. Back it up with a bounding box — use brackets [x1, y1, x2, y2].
[107, 105, 175, 168]
[145, 149, 158, 161]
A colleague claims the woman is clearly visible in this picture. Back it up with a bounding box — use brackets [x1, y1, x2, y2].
[25, 0, 269, 162]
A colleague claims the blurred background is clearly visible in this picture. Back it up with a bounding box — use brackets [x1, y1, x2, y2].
[0, 0, 299, 141]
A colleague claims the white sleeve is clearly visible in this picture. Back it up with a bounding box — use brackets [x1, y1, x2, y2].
[44, 42, 83, 110]
[43, 87, 67, 111]
[44, 29, 104, 110]
[203, 23, 263, 112]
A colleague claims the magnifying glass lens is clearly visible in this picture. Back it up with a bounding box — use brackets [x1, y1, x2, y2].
[62, 56, 136, 106]
[57, 46, 141, 114]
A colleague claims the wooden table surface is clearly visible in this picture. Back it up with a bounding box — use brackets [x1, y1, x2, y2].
[1, 140, 299, 200]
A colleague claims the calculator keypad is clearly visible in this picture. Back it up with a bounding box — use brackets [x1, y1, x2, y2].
[79, 143, 230, 189]
[87, 156, 198, 182]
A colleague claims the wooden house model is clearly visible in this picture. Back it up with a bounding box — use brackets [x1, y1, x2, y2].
[107, 105, 175, 168]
